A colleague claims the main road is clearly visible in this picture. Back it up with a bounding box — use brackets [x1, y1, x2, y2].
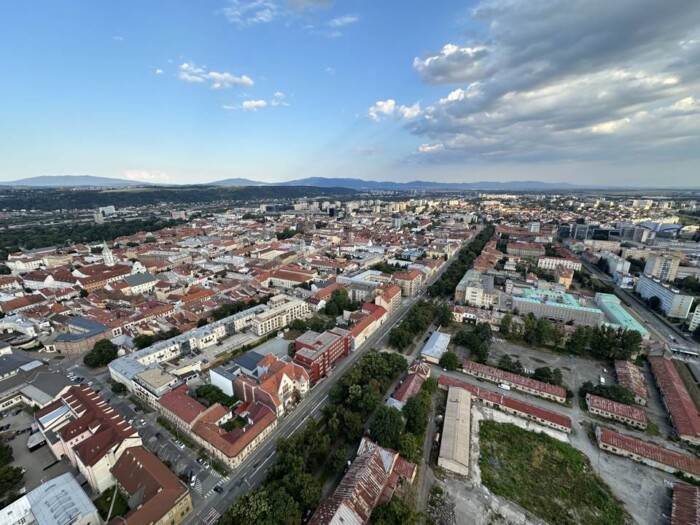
[187, 227, 482, 525]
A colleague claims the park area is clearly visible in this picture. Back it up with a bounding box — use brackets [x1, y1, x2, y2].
[478, 422, 627, 525]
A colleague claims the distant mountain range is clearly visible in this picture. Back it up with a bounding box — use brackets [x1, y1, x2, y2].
[210, 176, 582, 191]
[3, 174, 684, 191]
[0, 175, 150, 188]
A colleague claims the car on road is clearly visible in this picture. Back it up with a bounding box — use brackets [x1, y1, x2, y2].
[155, 432, 162, 440]
[176, 440, 185, 449]
[213, 485, 223, 494]
[139, 419, 146, 426]
[133, 406, 142, 413]
[189, 475, 197, 487]
[196, 458, 204, 465]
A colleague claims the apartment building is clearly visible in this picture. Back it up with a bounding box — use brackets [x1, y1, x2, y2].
[454, 270, 496, 307]
[250, 294, 310, 336]
[511, 289, 605, 326]
[645, 253, 681, 282]
[537, 256, 582, 272]
[599, 251, 631, 275]
[636, 275, 693, 319]
[392, 269, 423, 297]
[374, 284, 402, 314]
[294, 328, 352, 383]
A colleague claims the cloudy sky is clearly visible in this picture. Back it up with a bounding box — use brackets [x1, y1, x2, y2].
[0, 0, 699, 186]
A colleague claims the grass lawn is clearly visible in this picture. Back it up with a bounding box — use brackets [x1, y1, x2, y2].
[93, 488, 129, 521]
[479, 421, 626, 525]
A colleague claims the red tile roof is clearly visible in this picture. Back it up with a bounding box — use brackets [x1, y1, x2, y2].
[649, 356, 700, 439]
[158, 385, 206, 424]
[614, 360, 648, 403]
[597, 427, 700, 478]
[438, 376, 572, 430]
[463, 361, 567, 399]
[672, 483, 700, 525]
[586, 394, 648, 424]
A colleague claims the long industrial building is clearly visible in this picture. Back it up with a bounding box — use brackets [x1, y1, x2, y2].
[438, 386, 471, 476]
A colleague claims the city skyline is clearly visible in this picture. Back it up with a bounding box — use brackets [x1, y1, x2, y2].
[1, 0, 699, 186]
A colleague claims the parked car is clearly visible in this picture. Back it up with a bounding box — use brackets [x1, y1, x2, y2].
[139, 419, 146, 426]
[213, 486, 223, 494]
[189, 475, 197, 487]
[155, 432, 162, 440]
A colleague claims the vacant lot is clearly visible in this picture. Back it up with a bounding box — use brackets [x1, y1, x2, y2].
[479, 421, 626, 525]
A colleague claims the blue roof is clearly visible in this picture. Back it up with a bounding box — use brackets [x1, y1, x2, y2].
[233, 351, 265, 371]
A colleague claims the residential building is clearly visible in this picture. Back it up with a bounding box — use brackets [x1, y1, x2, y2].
[309, 437, 417, 525]
[0, 473, 99, 525]
[689, 308, 700, 333]
[157, 384, 207, 433]
[388, 361, 430, 410]
[454, 270, 496, 307]
[595, 293, 650, 339]
[111, 446, 192, 525]
[392, 270, 423, 297]
[649, 356, 700, 445]
[586, 394, 647, 429]
[121, 272, 158, 296]
[132, 368, 182, 406]
[645, 253, 681, 282]
[250, 294, 310, 336]
[438, 386, 471, 476]
[537, 257, 582, 272]
[507, 242, 545, 257]
[35, 385, 142, 493]
[294, 328, 352, 383]
[555, 265, 574, 288]
[598, 251, 631, 275]
[636, 275, 693, 319]
[374, 284, 402, 314]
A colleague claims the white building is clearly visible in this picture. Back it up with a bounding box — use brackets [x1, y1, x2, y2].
[644, 253, 680, 282]
[689, 308, 700, 333]
[599, 251, 631, 275]
[635, 274, 694, 319]
[537, 257, 582, 272]
[250, 294, 310, 336]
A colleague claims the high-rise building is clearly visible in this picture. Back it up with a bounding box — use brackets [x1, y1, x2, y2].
[644, 253, 680, 282]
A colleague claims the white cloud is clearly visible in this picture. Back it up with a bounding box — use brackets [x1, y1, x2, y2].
[328, 14, 359, 27]
[368, 99, 421, 121]
[112, 36, 124, 42]
[417, 143, 445, 154]
[177, 62, 253, 88]
[325, 66, 336, 75]
[222, 0, 331, 26]
[286, 0, 331, 9]
[241, 99, 268, 111]
[124, 170, 170, 182]
[379, 0, 700, 163]
[155, 69, 164, 75]
[270, 91, 288, 106]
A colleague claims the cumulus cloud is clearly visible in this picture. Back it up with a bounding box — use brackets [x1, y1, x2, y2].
[155, 69, 164, 75]
[177, 62, 253, 88]
[241, 99, 268, 111]
[368, 99, 421, 121]
[222, 0, 331, 26]
[124, 170, 170, 182]
[328, 14, 359, 27]
[381, 0, 700, 162]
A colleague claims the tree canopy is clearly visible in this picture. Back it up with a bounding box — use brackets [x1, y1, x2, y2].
[83, 339, 118, 368]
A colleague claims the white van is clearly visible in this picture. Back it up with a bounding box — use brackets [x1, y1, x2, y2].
[498, 383, 511, 391]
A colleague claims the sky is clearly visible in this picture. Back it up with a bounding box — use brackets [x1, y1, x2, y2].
[0, 0, 699, 186]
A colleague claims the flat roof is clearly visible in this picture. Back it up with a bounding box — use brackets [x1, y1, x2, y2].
[439, 386, 471, 472]
[421, 331, 451, 359]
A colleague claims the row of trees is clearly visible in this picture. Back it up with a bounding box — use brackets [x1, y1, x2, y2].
[83, 339, 118, 368]
[195, 384, 236, 407]
[219, 351, 408, 525]
[579, 381, 636, 406]
[388, 301, 453, 351]
[497, 355, 564, 387]
[427, 224, 495, 298]
[132, 328, 182, 350]
[453, 323, 493, 363]
[323, 288, 361, 317]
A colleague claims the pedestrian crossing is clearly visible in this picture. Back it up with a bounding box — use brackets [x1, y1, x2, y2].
[201, 508, 220, 525]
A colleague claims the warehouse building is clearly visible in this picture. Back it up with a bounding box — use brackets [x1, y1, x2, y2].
[438, 386, 471, 476]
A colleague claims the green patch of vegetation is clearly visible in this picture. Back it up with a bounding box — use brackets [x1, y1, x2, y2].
[196, 384, 236, 407]
[83, 339, 118, 368]
[388, 300, 453, 352]
[93, 488, 129, 521]
[579, 381, 636, 406]
[479, 421, 626, 525]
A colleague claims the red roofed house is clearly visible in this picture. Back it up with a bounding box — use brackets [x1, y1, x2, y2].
[374, 284, 402, 314]
[233, 354, 310, 417]
[35, 385, 142, 493]
[158, 385, 207, 433]
[596, 427, 700, 481]
[392, 269, 423, 297]
[349, 303, 387, 347]
[462, 360, 567, 403]
[294, 328, 353, 383]
[309, 437, 416, 525]
[192, 401, 277, 469]
[110, 446, 193, 525]
[586, 394, 648, 429]
[614, 360, 648, 406]
[649, 356, 700, 445]
[390, 361, 431, 409]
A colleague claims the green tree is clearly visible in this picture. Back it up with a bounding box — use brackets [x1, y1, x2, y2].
[196, 384, 236, 407]
[83, 339, 118, 368]
[500, 313, 513, 336]
[498, 355, 524, 375]
[0, 444, 14, 467]
[403, 391, 432, 436]
[372, 498, 421, 525]
[220, 490, 273, 525]
[398, 433, 420, 462]
[369, 407, 405, 449]
[111, 382, 127, 394]
[579, 381, 636, 405]
[439, 351, 460, 371]
[532, 367, 563, 386]
[327, 447, 348, 474]
[421, 377, 438, 395]
[132, 334, 154, 349]
[566, 326, 589, 355]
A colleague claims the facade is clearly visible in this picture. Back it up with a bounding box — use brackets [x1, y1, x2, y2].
[438, 386, 471, 476]
[250, 294, 310, 336]
[595, 293, 650, 339]
[309, 437, 417, 525]
[0, 473, 99, 525]
[649, 356, 700, 445]
[599, 251, 631, 275]
[454, 270, 496, 307]
[537, 257, 582, 272]
[157, 384, 207, 433]
[507, 242, 545, 257]
[392, 270, 423, 297]
[645, 253, 681, 282]
[35, 385, 142, 493]
[636, 275, 693, 319]
[596, 427, 700, 481]
[689, 307, 700, 333]
[374, 284, 402, 314]
[586, 394, 647, 429]
[462, 361, 567, 403]
[111, 446, 192, 525]
[555, 265, 574, 288]
[294, 328, 352, 383]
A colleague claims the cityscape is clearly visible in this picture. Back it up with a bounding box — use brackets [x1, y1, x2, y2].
[1, 2, 700, 525]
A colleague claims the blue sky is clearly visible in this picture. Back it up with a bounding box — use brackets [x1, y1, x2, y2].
[1, 1, 699, 186]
